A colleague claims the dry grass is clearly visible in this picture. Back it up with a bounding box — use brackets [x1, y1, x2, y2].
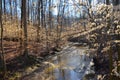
[0, 20, 86, 42]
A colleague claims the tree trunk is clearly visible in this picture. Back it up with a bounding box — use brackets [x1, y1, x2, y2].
[37, 0, 41, 42]
[9, 0, 12, 20]
[113, 0, 120, 5]
[56, 0, 61, 48]
[21, 0, 28, 58]
[0, 0, 6, 79]
[109, 46, 113, 80]
[44, 0, 49, 51]
[3, 0, 6, 21]
[41, 0, 43, 28]
[3, 0, 6, 14]
[59, 0, 66, 41]
[117, 33, 120, 79]
[106, 0, 110, 5]
[14, 0, 18, 18]
[27, 0, 29, 21]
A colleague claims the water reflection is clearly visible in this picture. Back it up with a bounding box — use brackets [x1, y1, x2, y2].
[42, 47, 93, 80]
[23, 47, 95, 80]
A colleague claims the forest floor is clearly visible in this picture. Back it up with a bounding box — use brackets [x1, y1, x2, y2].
[2, 40, 66, 80]
[0, 21, 88, 79]
[0, 19, 120, 80]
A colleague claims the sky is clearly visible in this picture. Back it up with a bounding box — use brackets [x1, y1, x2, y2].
[51, 0, 102, 16]
[51, 0, 99, 17]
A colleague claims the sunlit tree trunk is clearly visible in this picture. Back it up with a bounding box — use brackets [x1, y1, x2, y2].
[47, 0, 52, 50]
[56, 0, 61, 48]
[59, 0, 66, 41]
[0, 0, 6, 79]
[30, 0, 33, 23]
[14, 0, 17, 18]
[44, 0, 49, 51]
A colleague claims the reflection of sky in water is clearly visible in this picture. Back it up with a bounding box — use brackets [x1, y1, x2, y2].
[54, 68, 80, 80]
[51, 48, 90, 80]
[23, 47, 94, 80]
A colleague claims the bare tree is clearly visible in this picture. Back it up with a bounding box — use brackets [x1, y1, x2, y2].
[44, 0, 49, 51]
[21, 0, 28, 58]
[41, 0, 44, 28]
[55, 0, 65, 48]
[14, 0, 18, 18]
[59, 0, 66, 41]
[37, 0, 41, 42]
[3, 0, 6, 21]
[106, 0, 110, 5]
[27, 0, 30, 21]
[3, 0, 6, 14]
[0, 0, 6, 79]
[9, 0, 13, 20]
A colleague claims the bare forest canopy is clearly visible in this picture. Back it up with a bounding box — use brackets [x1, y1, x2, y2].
[1, 0, 120, 23]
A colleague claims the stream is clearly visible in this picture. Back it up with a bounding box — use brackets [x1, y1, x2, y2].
[23, 43, 96, 80]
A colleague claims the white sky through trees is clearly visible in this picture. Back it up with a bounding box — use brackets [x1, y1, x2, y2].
[52, 0, 103, 16]
[4, 0, 111, 18]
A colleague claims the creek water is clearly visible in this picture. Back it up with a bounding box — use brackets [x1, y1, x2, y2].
[23, 44, 95, 80]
